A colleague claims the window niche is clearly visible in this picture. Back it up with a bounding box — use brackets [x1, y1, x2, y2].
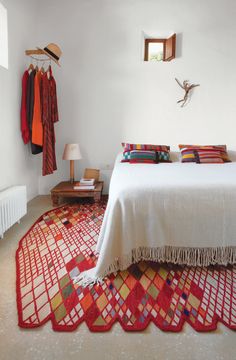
[144, 33, 176, 62]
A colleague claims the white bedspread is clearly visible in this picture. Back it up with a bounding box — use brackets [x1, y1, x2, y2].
[75, 151, 236, 286]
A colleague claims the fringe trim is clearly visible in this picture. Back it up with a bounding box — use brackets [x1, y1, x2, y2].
[73, 245, 236, 287]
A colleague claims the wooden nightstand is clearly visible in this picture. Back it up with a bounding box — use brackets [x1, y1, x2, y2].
[50, 181, 104, 206]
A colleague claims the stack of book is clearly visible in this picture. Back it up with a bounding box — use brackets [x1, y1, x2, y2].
[73, 178, 96, 190]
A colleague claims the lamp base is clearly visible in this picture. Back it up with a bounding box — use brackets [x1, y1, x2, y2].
[70, 160, 75, 184]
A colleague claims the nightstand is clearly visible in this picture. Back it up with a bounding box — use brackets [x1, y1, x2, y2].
[50, 181, 104, 206]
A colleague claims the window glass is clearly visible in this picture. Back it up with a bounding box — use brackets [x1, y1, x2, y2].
[0, 2, 8, 69]
[148, 43, 163, 61]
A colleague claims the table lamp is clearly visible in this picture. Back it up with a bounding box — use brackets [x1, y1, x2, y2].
[62, 143, 82, 183]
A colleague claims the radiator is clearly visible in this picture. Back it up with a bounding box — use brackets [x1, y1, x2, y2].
[0, 186, 27, 238]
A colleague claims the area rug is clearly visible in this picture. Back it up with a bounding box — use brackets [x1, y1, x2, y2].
[16, 201, 236, 332]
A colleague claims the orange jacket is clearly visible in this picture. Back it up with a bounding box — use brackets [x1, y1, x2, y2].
[32, 71, 43, 146]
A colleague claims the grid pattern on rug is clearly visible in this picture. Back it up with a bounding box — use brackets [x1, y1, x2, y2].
[16, 202, 236, 332]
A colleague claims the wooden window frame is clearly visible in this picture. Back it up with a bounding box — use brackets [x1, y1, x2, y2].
[164, 33, 176, 61]
[144, 34, 176, 62]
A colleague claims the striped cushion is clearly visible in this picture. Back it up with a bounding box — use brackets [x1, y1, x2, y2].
[122, 143, 170, 152]
[179, 149, 196, 163]
[179, 145, 231, 163]
[129, 150, 158, 164]
[122, 143, 171, 163]
[194, 150, 224, 164]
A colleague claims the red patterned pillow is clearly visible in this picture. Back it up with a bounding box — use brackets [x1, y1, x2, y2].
[122, 143, 171, 163]
[179, 145, 231, 163]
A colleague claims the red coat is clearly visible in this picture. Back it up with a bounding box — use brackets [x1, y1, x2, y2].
[41, 66, 59, 176]
[21, 71, 30, 144]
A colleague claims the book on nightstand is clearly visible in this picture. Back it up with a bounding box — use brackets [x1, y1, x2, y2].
[80, 178, 95, 185]
[73, 179, 95, 190]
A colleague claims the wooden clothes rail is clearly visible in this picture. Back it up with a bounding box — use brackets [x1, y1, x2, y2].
[25, 49, 61, 66]
[25, 49, 51, 62]
[25, 49, 45, 55]
[25, 44, 62, 66]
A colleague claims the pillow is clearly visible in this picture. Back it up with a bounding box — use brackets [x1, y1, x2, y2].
[122, 143, 170, 152]
[122, 143, 171, 163]
[179, 145, 231, 163]
[194, 149, 224, 164]
[129, 150, 158, 164]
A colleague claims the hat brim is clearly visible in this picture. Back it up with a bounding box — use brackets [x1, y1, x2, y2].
[36, 47, 61, 66]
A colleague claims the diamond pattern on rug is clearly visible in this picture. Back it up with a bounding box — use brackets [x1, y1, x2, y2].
[16, 201, 236, 332]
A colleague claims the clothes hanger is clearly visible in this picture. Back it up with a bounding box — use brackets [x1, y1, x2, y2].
[35, 59, 39, 72]
[45, 60, 52, 78]
[40, 61, 45, 74]
[27, 59, 34, 72]
[45, 59, 51, 74]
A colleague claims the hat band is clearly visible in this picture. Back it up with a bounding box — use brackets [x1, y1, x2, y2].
[44, 47, 59, 61]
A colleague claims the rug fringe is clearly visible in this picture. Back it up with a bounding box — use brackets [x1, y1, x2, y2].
[73, 270, 105, 288]
[74, 245, 236, 287]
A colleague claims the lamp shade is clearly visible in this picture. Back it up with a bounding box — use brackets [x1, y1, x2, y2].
[62, 144, 82, 160]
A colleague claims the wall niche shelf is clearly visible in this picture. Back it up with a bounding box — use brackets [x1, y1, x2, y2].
[144, 33, 176, 62]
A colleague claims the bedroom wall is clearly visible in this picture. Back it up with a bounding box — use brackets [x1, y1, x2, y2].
[0, 0, 39, 201]
[37, 0, 236, 194]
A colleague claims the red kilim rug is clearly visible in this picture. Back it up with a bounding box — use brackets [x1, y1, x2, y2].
[16, 201, 236, 332]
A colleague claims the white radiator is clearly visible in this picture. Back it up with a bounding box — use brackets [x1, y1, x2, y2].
[0, 186, 27, 238]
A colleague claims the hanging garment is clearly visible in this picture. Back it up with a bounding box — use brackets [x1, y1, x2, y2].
[26, 69, 43, 155]
[20, 70, 30, 144]
[49, 68, 59, 124]
[26, 69, 36, 132]
[32, 71, 43, 146]
[41, 67, 59, 175]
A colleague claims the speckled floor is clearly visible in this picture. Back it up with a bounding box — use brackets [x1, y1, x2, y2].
[0, 196, 235, 360]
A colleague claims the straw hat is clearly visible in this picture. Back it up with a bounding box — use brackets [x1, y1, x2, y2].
[37, 43, 62, 66]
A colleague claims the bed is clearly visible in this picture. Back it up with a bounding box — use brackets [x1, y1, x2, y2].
[75, 150, 236, 286]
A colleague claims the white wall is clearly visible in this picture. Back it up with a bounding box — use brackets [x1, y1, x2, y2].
[2, 0, 236, 196]
[36, 0, 236, 194]
[0, 0, 39, 201]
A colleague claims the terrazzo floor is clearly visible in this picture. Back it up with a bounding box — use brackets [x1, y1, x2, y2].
[0, 195, 236, 360]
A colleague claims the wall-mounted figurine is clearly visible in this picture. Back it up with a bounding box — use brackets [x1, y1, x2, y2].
[175, 78, 200, 107]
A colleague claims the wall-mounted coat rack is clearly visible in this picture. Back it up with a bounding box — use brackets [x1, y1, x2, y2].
[25, 43, 62, 66]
